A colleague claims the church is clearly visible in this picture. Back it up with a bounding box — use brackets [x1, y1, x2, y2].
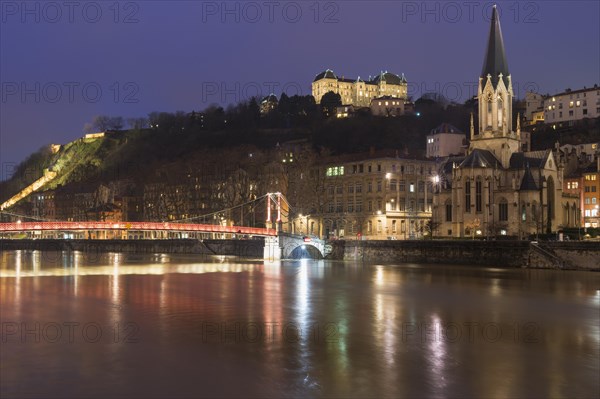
[434, 6, 580, 239]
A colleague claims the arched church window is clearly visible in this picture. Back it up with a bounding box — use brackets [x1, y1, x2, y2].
[497, 97, 503, 128]
[465, 179, 472, 212]
[475, 178, 483, 212]
[445, 199, 452, 222]
[499, 198, 509, 221]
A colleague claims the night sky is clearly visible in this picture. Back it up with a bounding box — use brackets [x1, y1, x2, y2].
[1, 1, 598, 169]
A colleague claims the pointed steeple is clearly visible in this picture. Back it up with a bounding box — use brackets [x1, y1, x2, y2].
[481, 5, 510, 88]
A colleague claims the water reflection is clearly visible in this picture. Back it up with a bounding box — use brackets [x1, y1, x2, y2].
[0, 251, 599, 399]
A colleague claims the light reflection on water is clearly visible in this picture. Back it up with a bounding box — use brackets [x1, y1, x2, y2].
[1, 250, 599, 399]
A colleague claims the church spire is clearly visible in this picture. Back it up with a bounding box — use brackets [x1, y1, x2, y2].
[481, 5, 510, 88]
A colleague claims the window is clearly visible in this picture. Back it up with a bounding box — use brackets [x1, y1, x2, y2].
[377, 164, 381, 172]
[497, 98, 503, 128]
[368, 221, 372, 233]
[400, 198, 406, 211]
[465, 181, 471, 212]
[418, 181, 424, 192]
[390, 179, 397, 191]
[389, 200, 397, 211]
[476, 180, 482, 212]
[356, 198, 363, 212]
[585, 198, 590, 205]
[409, 183, 415, 193]
[368, 182, 372, 193]
[499, 200, 509, 221]
[446, 202, 452, 222]
[521, 204, 526, 222]
[401, 220, 406, 232]
[377, 200, 382, 211]
[336, 185, 343, 194]
[356, 183, 362, 193]
[377, 220, 382, 233]
[328, 185, 334, 195]
[593, 198, 597, 204]
[392, 220, 397, 233]
[326, 166, 345, 177]
[348, 185, 354, 194]
[399, 180, 406, 191]
[368, 201, 372, 211]
[336, 200, 343, 213]
[347, 200, 354, 213]
[377, 181, 382, 192]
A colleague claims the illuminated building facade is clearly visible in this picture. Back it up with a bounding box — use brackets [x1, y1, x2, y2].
[312, 69, 408, 107]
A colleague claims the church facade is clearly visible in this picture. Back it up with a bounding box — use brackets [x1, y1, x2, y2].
[434, 6, 580, 239]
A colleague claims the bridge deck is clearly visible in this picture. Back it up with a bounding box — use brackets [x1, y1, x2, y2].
[0, 222, 277, 236]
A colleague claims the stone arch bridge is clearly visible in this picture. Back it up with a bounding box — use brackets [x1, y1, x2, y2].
[264, 232, 328, 260]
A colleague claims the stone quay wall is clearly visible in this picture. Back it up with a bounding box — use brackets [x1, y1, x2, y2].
[328, 240, 599, 270]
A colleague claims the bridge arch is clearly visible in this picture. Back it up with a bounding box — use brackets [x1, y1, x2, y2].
[286, 243, 324, 260]
[277, 233, 326, 260]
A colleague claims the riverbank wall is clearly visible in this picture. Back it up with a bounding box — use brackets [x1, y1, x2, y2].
[0, 239, 264, 258]
[328, 240, 599, 270]
[1, 239, 597, 270]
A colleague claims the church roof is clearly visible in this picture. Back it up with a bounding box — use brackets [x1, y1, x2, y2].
[509, 150, 550, 169]
[519, 167, 539, 191]
[481, 5, 510, 89]
[460, 149, 502, 168]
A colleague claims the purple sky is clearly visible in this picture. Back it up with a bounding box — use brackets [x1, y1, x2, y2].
[1, 1, 599, 169]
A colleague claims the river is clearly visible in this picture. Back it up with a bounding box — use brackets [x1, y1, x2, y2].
[1, 250, 598, 398]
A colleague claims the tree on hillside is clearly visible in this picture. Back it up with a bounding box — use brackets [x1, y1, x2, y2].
[127, 117, 149, 130]
[87, 115, 125, 132]
[320, 91, 342, 117]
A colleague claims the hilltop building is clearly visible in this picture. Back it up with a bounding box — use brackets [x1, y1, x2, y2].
[544, 85, 600, 125]
[312, 70, 408, 107]
[426, 123, 466, 158]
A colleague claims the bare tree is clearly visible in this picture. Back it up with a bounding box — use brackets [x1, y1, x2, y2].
[91, 115, 111, 132]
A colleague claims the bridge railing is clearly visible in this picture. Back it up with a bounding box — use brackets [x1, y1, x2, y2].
[0, 221, 277, 236]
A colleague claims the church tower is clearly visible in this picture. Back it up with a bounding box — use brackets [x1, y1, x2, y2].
[469, 5, 521, 168]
